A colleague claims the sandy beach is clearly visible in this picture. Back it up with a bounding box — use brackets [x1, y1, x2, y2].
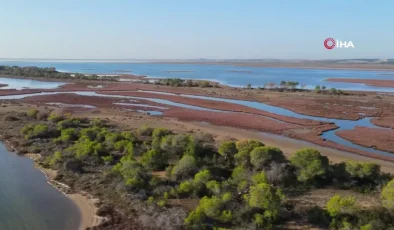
[25, 153, 102, 230]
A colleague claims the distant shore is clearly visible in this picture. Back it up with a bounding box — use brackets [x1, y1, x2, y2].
[150, 61, 394, 71]
[325, 78, 394, 88]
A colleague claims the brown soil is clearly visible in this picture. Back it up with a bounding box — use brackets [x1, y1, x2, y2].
[372, 116, 394, 129]
[336, 127, 394, 153]
[266, 97, 381, 120]
[371, 107, 394, 128]
[2, 81, 394, 163]
[326, 78, 394, 88]
[100, 91, 323, 126]
[163, 108, 299, 133]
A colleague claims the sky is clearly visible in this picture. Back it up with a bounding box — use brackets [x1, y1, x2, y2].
[0, 0, 393, 60]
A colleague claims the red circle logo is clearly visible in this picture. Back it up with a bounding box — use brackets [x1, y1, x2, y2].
[324, 38, 336, 49]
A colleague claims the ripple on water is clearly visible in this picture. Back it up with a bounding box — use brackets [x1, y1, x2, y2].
[0, 143, 80, 230]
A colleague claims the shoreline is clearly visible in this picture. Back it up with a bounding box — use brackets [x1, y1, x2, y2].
[325, 78, 394, 88]
[24, 153, 105, 230]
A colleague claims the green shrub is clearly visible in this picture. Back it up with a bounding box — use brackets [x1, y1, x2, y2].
[290, 148, 329, 183]
[250, 146, 285, 170]
[27, 109, 39, 118]
[67, 137, 105, 159]
[48, 151, 63, 167]
[57, 118, 80, 130]
[25, 124, 50, 139]
[21, 124, 34, 134]
[114, 140, 130, 152]
[101, 155, 114, 165]
[141, 149, 167, 170]
[326, 194, 357, 217]
[58, 128, 78, 142]
[381, 179, 394, 211]
[171, 155, 198, 180]
[48, 113, 64, 123]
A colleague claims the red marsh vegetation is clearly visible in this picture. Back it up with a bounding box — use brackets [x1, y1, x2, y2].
[336, 127, 394, 153]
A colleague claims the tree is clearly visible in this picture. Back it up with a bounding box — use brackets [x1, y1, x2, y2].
[152, 128, 172, 150]
[250, 146, 285, 170]
[236, 140, 264, 153]
[326, 194, 357, 217]
[178, 180, 194, 195]
[25, 124, 50, 139]
[114, 157, 149, 188]
[218, 141, 237, 163]
[48, 151, 62, 167]
[381, 179, 394, 211]
[290, 148, 329, 183]
[235, 140, 264, 166]
[244, 183, 285, 225]
[171, 155, 198, 180]
[345, 160, 380, 181]
[315, 85, 321, 93]
[206, 180, 221, 195]
[193, 169, 211, 186]
[286, 81, 299, 90]
[279, 81, 287, 89]
[252, 171, 268, 185]
[141, 149, 167, 170]
[231, 165, 249, 183]
[58, 128, 78, 142]
[246, 83, 252, 89]
[322, 85, 327, 91]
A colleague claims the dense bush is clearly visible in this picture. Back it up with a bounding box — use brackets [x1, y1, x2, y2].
[0, 65, 118, 81]
[18, 116, 394, 230]
[290, 148, 329, 184]
[22, 124, 50, 139]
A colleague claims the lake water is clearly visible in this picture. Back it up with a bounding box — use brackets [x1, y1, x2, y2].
[0, 77, 65, 90]
[1, 61, 394, 92]
[0, 142, 80, 230]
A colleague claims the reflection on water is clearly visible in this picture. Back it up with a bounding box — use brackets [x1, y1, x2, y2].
[0, 143, 80, 230]
[114, 102, 168, 110]
[46, 102, 96, 109]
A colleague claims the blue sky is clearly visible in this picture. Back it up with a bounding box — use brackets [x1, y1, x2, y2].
[0, 0, 392, 59]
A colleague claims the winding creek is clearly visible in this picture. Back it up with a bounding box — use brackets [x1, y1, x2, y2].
[0, 76, 393, 228]
[0, 89, 392, 158]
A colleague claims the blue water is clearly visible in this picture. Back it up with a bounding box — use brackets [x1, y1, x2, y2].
[1, 61, 394, 91]
[0, 143, 80, 230]
[0, 77, 65, 90]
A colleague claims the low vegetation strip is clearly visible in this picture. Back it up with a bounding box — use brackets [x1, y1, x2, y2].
[0, 66, 119, 81]
[1, 109, 394, 229]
